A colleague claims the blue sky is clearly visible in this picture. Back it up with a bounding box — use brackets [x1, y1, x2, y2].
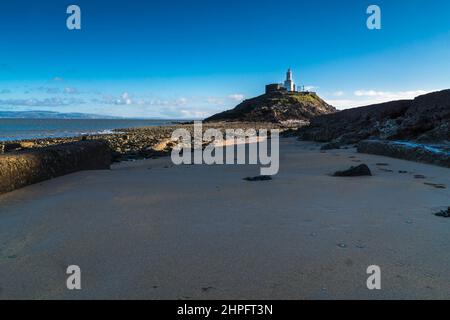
[0, 0, 449, 118]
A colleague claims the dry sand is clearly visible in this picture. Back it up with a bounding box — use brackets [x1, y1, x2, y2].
[0, 138, 449, 299]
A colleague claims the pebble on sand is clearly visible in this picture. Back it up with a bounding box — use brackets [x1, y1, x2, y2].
[243, 176, 273, 182]
[435, 207, 450, 218]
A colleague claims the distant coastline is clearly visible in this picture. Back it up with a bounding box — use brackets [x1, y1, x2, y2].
[0, 118, 185, 142]
[0, 110, 122, 120]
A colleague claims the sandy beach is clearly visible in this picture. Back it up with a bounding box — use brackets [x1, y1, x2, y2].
[0, 137, 449, 300]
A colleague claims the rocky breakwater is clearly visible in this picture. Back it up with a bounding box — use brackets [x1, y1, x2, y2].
[0, 140, 111, 195]
[0, 123, 285, 162]
[0, 122, 286, 194]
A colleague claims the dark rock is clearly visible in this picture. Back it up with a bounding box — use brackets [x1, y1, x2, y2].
[4, 143, 22, 152]
[321, 142, 341, 150]
[243, 175, 273, 182]
[333, 164, 372, 177]
[424, 183, 446, 189]
[358, 140, 450, 168]
[435, 207, 450, 218]
[298, 89, 450, 144]
[414, 175, 426, 179]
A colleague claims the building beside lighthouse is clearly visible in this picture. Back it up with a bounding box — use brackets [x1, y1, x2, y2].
[266, 68, 307, 94]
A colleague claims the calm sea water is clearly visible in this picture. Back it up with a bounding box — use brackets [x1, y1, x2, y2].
[0, 119, 179, 141]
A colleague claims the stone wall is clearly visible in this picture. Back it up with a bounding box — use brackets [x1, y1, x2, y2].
[0, 141, 112, 195]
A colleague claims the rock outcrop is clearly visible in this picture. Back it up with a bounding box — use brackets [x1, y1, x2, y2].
[298, 89, 450, 145]
[333, 164, 372, 177]
[0, 141, 111, 195]
[205, 91, 336, 124]
[357, 140, 450, 168]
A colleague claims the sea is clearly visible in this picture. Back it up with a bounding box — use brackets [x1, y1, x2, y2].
[0, 118, 180, 142]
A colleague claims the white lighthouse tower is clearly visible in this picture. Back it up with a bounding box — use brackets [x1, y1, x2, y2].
[283, 68, 296, 92]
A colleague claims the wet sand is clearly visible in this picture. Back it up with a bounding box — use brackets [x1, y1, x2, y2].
[0, 138, 449, 299]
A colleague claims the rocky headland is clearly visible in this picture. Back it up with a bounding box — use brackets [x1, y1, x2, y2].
[205, 91, 336, 124]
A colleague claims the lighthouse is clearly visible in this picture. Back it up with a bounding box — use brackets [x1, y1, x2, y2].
[283, 68, 296, 92]
[265, 68, 300, 94]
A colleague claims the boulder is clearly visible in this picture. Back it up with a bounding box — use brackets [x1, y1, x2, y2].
[435, 207, 450, 218]
[243, 175, 273, 181]
[321, 142, 341, 150]
[4, 143, 22, 153]
[333, 164, 372, 177]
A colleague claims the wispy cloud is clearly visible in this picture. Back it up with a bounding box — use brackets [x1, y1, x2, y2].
[64, 87, 78, 94]
[0, 97, 85, 107]
[353, 90, 429, 99]
[304, 86, 318, 91]
[326, 89, 433, 109]
[228, 94, 245, 102]
[179, 109, 210, 119]
[115, 92, 133, 105]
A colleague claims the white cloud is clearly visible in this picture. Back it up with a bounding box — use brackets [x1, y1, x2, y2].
[0, 97, 84, 107]
[353, 89, 429, 99]
[327, 89, 433, 110]
[333, 91, 344, 97]
[176, 97, 188, 105]
[115, 92, 133, 105]
[304, 86, 317, 91]
[64, 87, 78, 94]
[179, 109, 210, 119]
[228, 94, 245, 102]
